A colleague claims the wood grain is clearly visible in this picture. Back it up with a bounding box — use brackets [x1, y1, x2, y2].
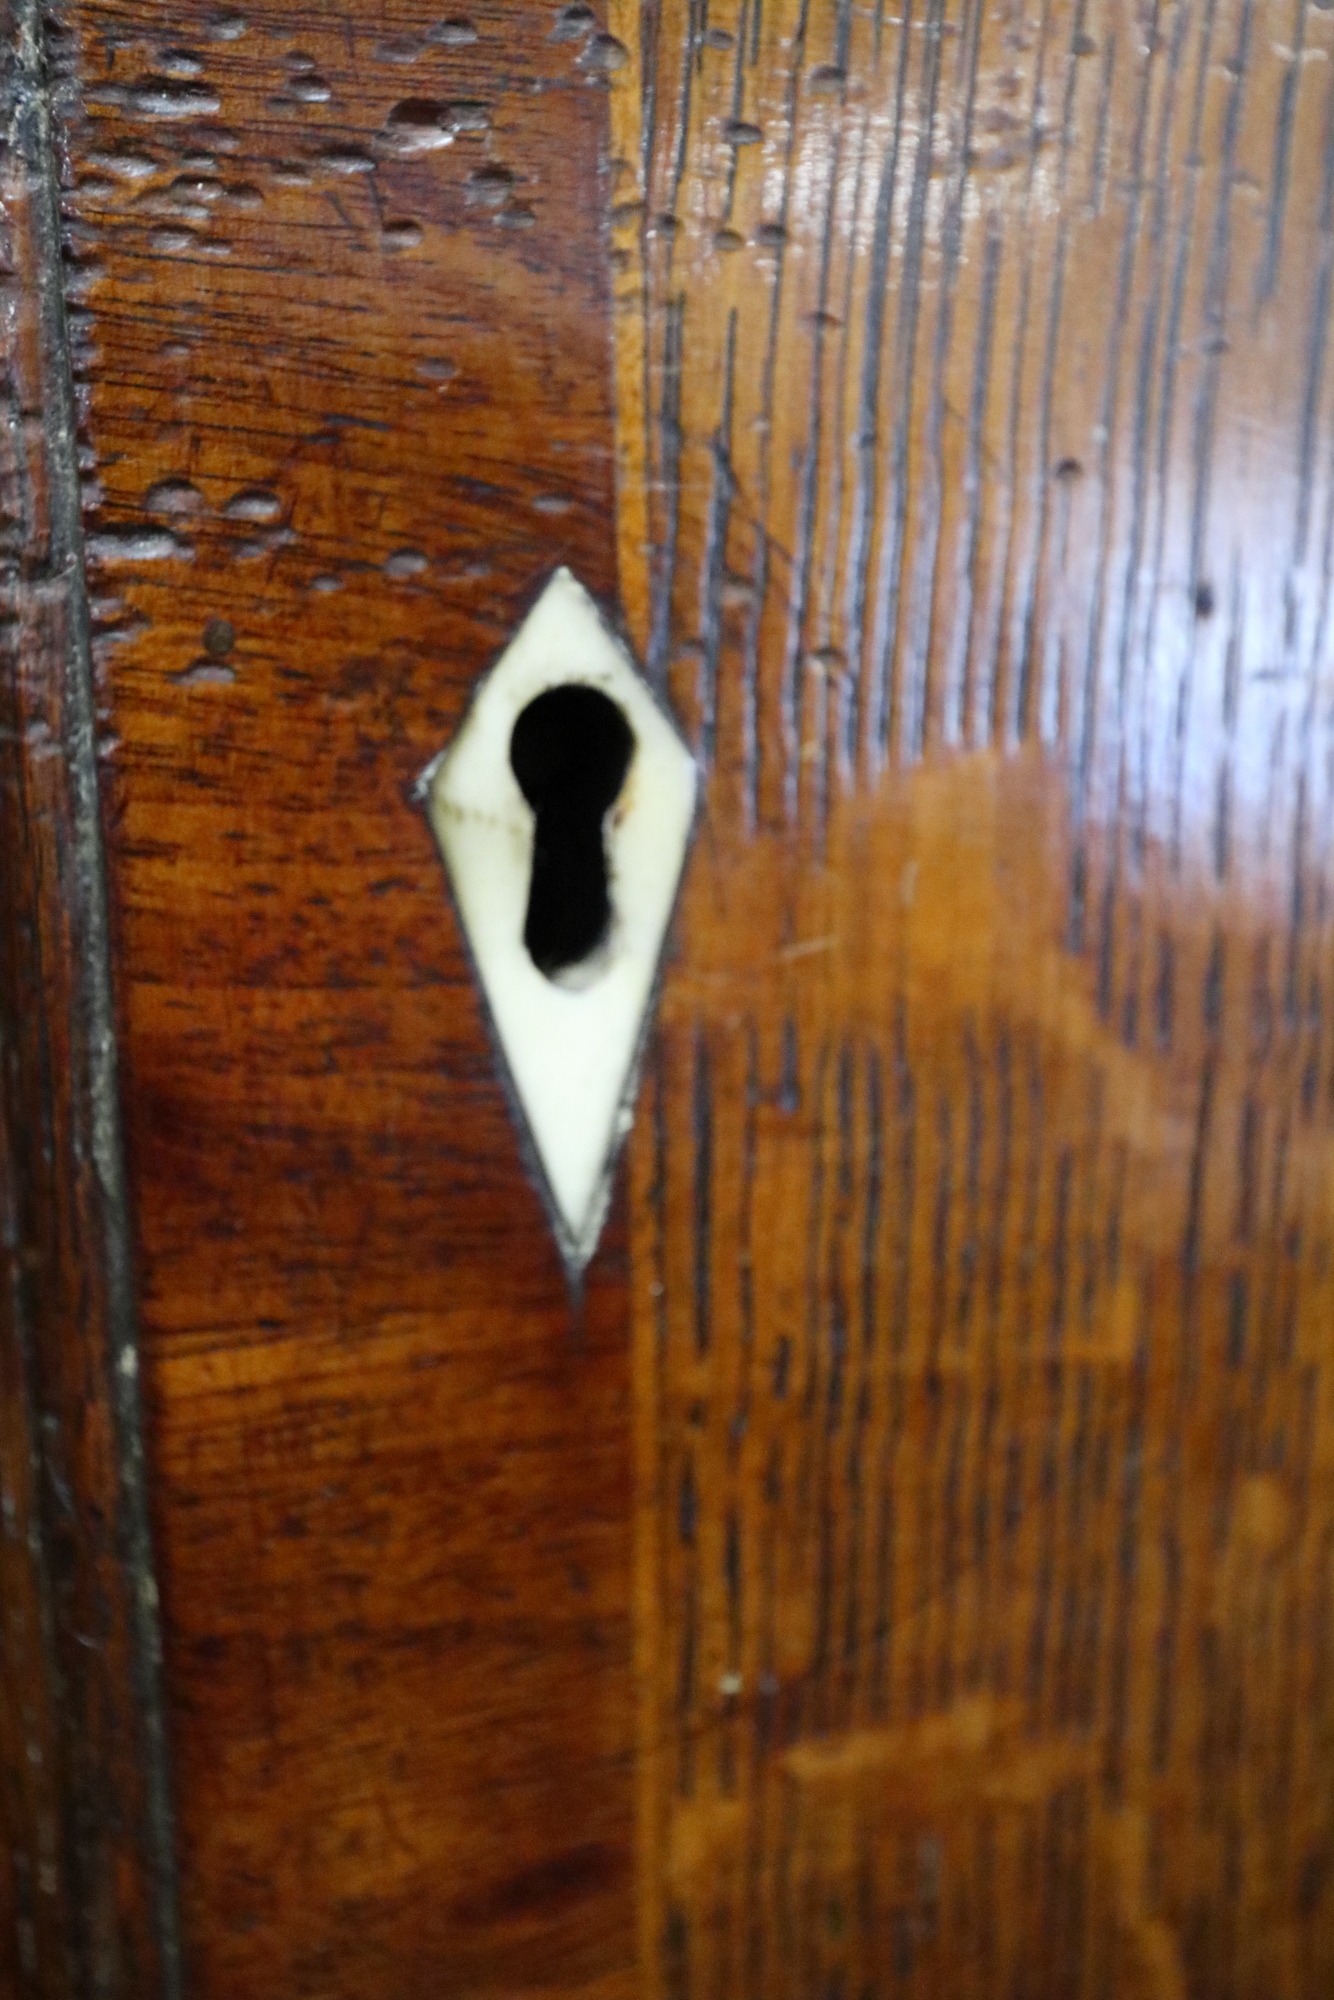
[15, 0, 1334, 1995]
[0, 6, 176, 1998]
[54, 6, 634, 1998]
[609, 1, 1334, 1994]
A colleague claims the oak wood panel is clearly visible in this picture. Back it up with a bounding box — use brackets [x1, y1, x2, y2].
[58, 6, 634, 1998]
[610, 2, 1334, 1995]
[29, 1, 1334, 1996]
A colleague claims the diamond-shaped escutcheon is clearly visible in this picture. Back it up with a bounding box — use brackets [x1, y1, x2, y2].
[420, 568, 698, 1272]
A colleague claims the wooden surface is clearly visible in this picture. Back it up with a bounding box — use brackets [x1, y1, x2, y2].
[1, 0, 1332, 1996]
[52, 7, 635, 2000]
[610, 1, 1334, 1995]
[0, 9, 176, 1996]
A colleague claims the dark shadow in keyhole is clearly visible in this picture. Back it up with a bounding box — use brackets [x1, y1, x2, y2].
[510, 683, 635, 983]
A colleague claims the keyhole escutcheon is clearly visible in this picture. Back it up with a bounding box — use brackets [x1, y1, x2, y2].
[509, 683, 635, 984]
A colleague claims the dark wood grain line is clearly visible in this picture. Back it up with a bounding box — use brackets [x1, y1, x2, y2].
[691, 1027, 712, 1356]
[664, 0, 703, 239]
[844, 0, 912, 772]
[1070, 0, 1164, 839]
[743, 0, 808, 832]
[1172, 0, 1256, 867]
[1131, 0, 1220, 875]
[736, 1024, 759, 1443]
[1295, 67, 1334, 571]
[780, 75, 840, 830]
[984, 0, 1058, 752]
[648, 290, 685, 688]
[1107, 0, 1190, 854]
[950, 213, 1001, 744]
[903, 0, 982, 760]
[698, 306, 737, 768]
[1254, 0, 1308, 311]
[869, 0, 946, 766]
[820, 91, 872, 784]
[1012, 0, 1089, 750]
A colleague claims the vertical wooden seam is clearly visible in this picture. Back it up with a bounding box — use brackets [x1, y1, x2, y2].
[0, 8, 179, 1996]
[607, 11, 662, 1995]
[609, 0, 653, 662]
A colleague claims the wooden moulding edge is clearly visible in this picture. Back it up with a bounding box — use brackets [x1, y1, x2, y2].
[0, 8, 181, 1998]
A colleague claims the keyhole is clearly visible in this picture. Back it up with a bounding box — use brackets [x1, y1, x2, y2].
[510, 683, 635, 984]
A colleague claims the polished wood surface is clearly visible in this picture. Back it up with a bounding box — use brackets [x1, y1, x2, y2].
[0, 0, 1332, 1996]
[0, 11, 175, 1994]
[611, 2, 1334, 1993]
[56, 8, 634, 1999]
